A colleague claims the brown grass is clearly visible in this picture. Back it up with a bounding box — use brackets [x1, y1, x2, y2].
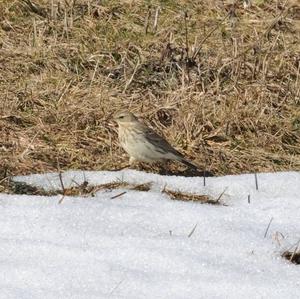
[282, 250, 300, 264]
[0, 0, 299, 183]
[162, 186, 226, 204]
[8, 178, 152, 196]
[8, 176, 224, 205]
[282, 240, 300, 265]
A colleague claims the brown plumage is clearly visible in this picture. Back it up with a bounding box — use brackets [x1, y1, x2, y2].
[114, 111, 198, 169]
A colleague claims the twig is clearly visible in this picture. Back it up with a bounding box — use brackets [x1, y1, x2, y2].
[32, 18, 37, 47]
[111, 191, 127, 199]
[264, 217, 274, 238]
[50, 0, 55, 20]
[216, 187, 228, 202]
[63, 8, 69, 39]
[57, 79, 74, 104]
[254, 173, 259, 191]
[19, 131, 39, 160]
[108, 279, 125, 297]
[57, 171, 66, 204]
[153, 6, 160, 33]
[89, 58, 100, 92]
[58, 171, 65, 193]
[289, 240, 300, 262]
[184, 11, 189, 58]
[202, 142, 208, 187]
[273, 231, 285, 246]
[192, 11, 231, 59]
[123, 58, 140, 93]
[188, 223, 198, 238]
[58, 194, 65, 204]
[145, 5, 151, 34]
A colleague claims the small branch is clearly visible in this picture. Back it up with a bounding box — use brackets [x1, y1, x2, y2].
[32, 18, 37, 47]
[144, 5, 151, 34]
[273, 231, 285, 246]
[192, 11, 231, 59]
[89, 58, 100, 92]
[202, 143, 208, 187]
[188, 223, 197, 238]
[216, 187, 228, 203]
[58, 194, 65, 204]
[19, 131, 39, 160]
[123, 58, 140, 93]
[254, 173, 259, 191]
[184, 11, 189, 58]
[108, 279, 125, 297]
[153, 7, 160, 33]
[57, 171, 66, 204]
[264, 217, 274, 238]
[289, 240, 300, 262]
[111, 191, 127, 199]
[57, 79, 74, 104]
[58, 171, 65, 193]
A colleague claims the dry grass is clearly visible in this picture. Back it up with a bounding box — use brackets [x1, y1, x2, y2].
[282, 240, 300, 265]
[282, 251, 300, 264]
[8, 178, 152, 197]
[8, 176, 224, 206]
[0, 0, 299, 182]
[162, 186, 226, 204]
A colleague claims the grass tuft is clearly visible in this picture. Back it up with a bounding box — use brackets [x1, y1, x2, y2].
[0, 0, 299, 179]
[162, 186, 226, 205]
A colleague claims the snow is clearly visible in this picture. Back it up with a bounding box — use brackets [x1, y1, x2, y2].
[1, 170, 300, 299]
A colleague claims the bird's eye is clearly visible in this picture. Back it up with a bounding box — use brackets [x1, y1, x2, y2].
[119, 116, 124, 119]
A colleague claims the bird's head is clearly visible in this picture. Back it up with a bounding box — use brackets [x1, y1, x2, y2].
[113, 111, 138, 125]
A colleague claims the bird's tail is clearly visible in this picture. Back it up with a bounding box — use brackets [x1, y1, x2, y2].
[180, 157, 199, 170]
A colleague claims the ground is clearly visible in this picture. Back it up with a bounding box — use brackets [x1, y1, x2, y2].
[0, 0, 300, 186]
[1, 2, 299, 297]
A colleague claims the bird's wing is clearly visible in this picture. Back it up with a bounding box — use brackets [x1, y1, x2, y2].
[136, 122, 198, 169]
[139, 123, 184, 157]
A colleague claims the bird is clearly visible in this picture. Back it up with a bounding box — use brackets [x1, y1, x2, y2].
[113, 110, 198, 169]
